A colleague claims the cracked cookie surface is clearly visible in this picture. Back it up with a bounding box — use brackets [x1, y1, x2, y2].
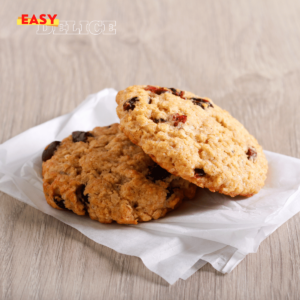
[116, 85, 268, 197]
[42, 124, 196, 224]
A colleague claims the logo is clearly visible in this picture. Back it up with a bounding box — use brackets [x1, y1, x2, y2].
[17, 15, 116, 35]
[17, 14, 59, 26]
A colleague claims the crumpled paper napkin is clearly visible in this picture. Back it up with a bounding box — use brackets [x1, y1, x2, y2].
[1, 89, 300, 284]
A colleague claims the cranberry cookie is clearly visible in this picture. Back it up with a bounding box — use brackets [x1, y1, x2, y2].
[42, 124, 196, 224]
[116, 85, 268, 197]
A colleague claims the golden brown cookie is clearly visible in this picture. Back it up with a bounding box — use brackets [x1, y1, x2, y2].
[116, 85, 268, 197]
[42, 124, 196, 224]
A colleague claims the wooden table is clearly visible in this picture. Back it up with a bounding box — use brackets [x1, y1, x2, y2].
[1, 0, 300, 299]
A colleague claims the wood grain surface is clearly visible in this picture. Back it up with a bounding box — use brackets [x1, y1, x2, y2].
[1, 0, 300, 299]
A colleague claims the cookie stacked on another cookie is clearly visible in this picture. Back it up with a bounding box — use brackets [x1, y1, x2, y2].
[116, 85, 268, 197]
[42, 124, 197, 224]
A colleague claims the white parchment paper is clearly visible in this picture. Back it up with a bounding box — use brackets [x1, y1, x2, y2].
[1, 89, 300, 284]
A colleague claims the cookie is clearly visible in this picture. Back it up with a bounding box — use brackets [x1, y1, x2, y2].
[42, 124, 197, 224]
[116, 85, 268, 197]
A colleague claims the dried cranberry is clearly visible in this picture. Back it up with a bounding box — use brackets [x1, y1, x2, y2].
[172, 113, 187, 126]
[247, 148, 257, 160]
[42, 141, 61, 162]
[168, 88, 185, 99]
[123, 97, 139, 111]
[155, 88, 170, 95]
[76, 184, 89, 205]
[72, 131, 93, 143]
[144, 85, 170, 95]
[194, 168, 206, 178]
[190, 98, 213, 109]
[179, 91, 185, 99]
[144, 85, 157, 92]
[147, 164, 171, 181]
[176, 115, 187, 123]
[153, 118, 166, 123]
[53, 195, 66, 209]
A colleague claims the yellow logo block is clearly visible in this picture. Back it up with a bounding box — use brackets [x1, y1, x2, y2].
[17, 16, 59, 26]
